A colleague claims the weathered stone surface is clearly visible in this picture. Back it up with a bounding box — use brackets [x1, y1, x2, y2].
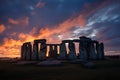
[58, 42, 67, 59]
[68, 41, 77, 60]
[79, 38, 88, 60]
[89, 42, 97, 59]
[62, 40, 72, 43]
[53, 45, 58, 58]
[21, 45, 24, 60]
[79, 36, 91, 42]
[21, 36, 105, 61]
[47, 44, 59, 59]
[79, 48, 88, 60]
[97, 43, 104, 60]
[101, 43, 104, 58]
[34, 39, 46, 43]
[72, 39, 80, 42]
[49, 45, 54, 58]
[31, 43, 38, 60]
[38, 42, 47, 60]
[47, 44, 60, 46]
[21, 44, 27, 60]
[21, 42, 32, 60]
[26, 43, 32, 60]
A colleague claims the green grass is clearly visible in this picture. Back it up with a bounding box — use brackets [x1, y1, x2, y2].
[0, 59, 120, 80]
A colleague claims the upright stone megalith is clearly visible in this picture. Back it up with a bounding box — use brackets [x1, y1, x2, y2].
[79, 36, 88, 60]
[97, 42, 104, 60]
[89, 42, 97, 59]
[54, 45, 58, 58]
[59, 41, 67, 59]
[25, 42, 32, 60]
[21, 36, 105, 61]
[31, 43, 38, 60]
[49, 45, 54, 58]
[39, 40, 47, 60]
[68, 41, 77, 60]
[21, 45, 24, 60]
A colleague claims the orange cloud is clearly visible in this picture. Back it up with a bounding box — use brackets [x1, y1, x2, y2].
[0, 38, 23, 57]
[29, 27, 38, 36]
[36, 2, 45, 8]
[8, 17, 29, 26]
[0, 24, 6, 34]
[0, 13, 86, 58]
[0, 1, 116, 58]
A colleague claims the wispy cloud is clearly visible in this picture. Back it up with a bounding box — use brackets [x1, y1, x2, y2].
[36, 2, 45, 8]
[0, 24, 6, 34]
[8, 17, 29, 26]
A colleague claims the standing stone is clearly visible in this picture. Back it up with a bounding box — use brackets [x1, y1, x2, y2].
[89, 42, 97, 59]
[97, 43, 104, 60]
[79, 37, 88, 60]
[21, 45, 24, 60]
[28, 43, 32, 60]
[33, 39, 47, 60]
[49, 45, 54, 58]
[79, 48, 88, 60]
[31, 43, 38, 60]
[54, 45, 58, 58]
[100, 43, 104, 59]
[38, 42, 47, 60]
[26, 42, 32, 60]
[23, 44, 27, 60]
[68, 41, 77, 60]
[58, 42, 67, 59]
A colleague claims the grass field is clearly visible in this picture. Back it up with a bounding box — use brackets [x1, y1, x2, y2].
[0, 59, 120, 80]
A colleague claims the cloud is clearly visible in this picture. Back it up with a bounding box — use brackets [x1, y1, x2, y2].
[0, 0, 120, 57]
[0, 13, 86, 56]
[0, 38, 22, 57]
[8, 17, 29, 26]
[35, 14, 86, 42]
[0, 24, 6, 34]
[36, 2, 45, 8]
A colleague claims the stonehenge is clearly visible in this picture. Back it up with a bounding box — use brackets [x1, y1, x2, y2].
[21, 36, 104, 61]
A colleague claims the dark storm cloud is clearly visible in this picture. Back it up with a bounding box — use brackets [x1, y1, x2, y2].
[84, 1, 120, 53]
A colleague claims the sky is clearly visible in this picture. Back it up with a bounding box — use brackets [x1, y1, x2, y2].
[0, 0, 120, 57]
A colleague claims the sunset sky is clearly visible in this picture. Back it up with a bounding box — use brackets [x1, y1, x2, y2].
[0, 0, 120, 57]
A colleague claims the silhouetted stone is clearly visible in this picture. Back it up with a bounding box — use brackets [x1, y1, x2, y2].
[68, 41, 77, 60]
[97, 43, 104, 60]
[33, 39, 47, 60]
[24, 42, 31, 60]
[21, 43, 27, 60]
[26, 43, 32, 60]
[31, 43, 38, 60]
[79, 37, 88, 60]
[100, 43, 104, 59]
[49, 45, 54, 58]
[59, 42, 67, 59]
[89, 42, 97, 59]
[34, 39, 46, 43]
[53, 45, 58, 58]
[21, 45, 24, 60]
[38, 41, 47, 60]
[21, 36, 105, 61]
[21, 42, 32, 61]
